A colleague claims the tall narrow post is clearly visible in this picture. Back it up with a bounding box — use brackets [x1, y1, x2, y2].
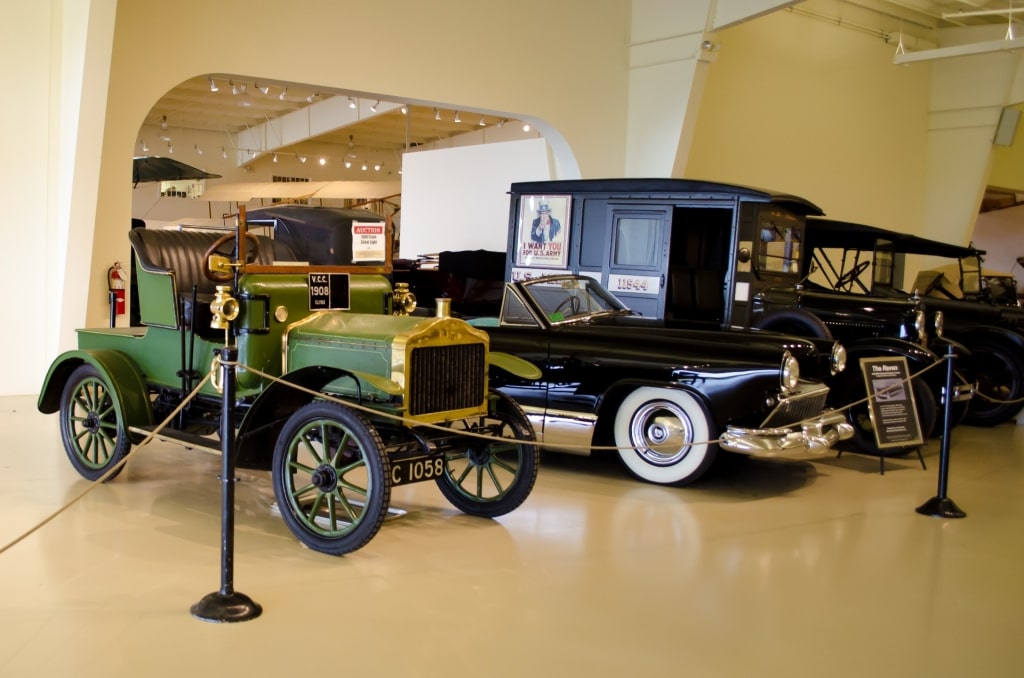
[191, 346, 263, 622]
[916, 343, 966, 519]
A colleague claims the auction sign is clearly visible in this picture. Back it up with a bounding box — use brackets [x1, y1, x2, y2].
[859, 356, 924, 449]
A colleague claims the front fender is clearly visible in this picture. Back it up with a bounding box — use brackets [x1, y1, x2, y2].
[949, 325, 1024, 353]
[236, 365, 365, 470]
[37, 349, 153, 431]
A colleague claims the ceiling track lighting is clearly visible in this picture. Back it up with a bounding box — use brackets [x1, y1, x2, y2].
[348, 97, 357, 109]
[319, 157, 327, 165]
[209, 77, 218, 93]
[272, 153, 278, 163]
[306, 91, 319, 103]
[239, 83, 248, 95]
[345, 160, 352, 168]
[167, 141, 174, 154]
[231, 80, 238, 95]
[434, 107, 441, 121]
[370, 100, 379, 112]
[361, 162, 368, 171]
[221, 147, 227, 159]
[298, 155, 307, 163]
[256, 82, 269, 95]
[194, 144, 203, 155]
[400, 104, 408, 114]
[523, 123, 531, 132]
[160, 115, 168, 130]
[373, 162, 381, 171]
[454, 111, 461, 123]
[279, 87, 288, 100]
[479, 116, 486, 126]
[140, 139, 149, 153]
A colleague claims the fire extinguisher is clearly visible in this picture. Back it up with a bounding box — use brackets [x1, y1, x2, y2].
[108, 261, 126, 321]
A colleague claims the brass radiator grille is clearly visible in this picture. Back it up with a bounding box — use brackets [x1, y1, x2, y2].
[408, 343, 486, 415]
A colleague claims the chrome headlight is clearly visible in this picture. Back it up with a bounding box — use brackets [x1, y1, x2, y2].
[933, 310, 944, 338]
[913, 309, 927, 344]
[781, 351, 800, 390]
[830, 341, 847, 375]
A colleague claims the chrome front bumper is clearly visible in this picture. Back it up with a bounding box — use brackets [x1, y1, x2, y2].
[718, 409, 854, 457]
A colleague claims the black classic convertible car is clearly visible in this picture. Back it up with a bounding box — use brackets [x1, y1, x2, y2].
[469, 275, 853, 485]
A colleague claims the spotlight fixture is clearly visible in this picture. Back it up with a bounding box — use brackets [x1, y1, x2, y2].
[140, 139, 149, 153]
[479, 116, 486, 126]
[348, 96, 357, 109]
[306, 91, 319, 103]
[497, 119, 505, 128]
[345, 160, 352, 168]
[319, 157, 326, 166]
[167, 141, 174, 154]
[239, 83, 248, 94]
[400, 104, 408, 114]
[298, 155, 307, 163]
[434, 107, 441, 121]
[523, 123, 531, 132]
[209, 77, 218, 92]
[361, 162, 368, 171]
[279, 87, 288, 100]
[231, 80, 238, 95]
[272, 153, 278, 163]
[374, 162, 381, 171]
[160, 115, 168, 130]
[194, 144, 203, 155]
[370, 100, 379, 112]
[257, 82, 269, 95]
[221, 146, 227, 159]
[454, 110, 461, 123]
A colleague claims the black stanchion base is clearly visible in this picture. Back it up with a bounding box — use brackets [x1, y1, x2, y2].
[916, 496, 966, 519]
[190, 590, 263, 623]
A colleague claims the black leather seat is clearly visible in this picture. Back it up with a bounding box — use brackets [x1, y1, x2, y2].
[128, 229, 287, 333]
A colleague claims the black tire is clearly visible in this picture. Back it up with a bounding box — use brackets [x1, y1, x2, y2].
[272, 401, 390, 556]
[434, 391, 538, 517]
[832, 370, 935, 456]
[753, 309, 834, 340]
[960, 339, 1024, 427]
[59, 364, 132, 481]
[613, 386, 717, 485]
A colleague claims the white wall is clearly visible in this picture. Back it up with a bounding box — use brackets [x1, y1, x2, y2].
[399, 139, 551, 258]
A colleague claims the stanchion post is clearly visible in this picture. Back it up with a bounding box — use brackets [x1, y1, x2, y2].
[190, 346, 263, 622]
[916, 342, 966, 519]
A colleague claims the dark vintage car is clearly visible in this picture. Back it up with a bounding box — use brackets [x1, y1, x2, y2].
[500, 178, 971, 455]
[801, 217, 1024, 426]
[469, 274, 853, 486]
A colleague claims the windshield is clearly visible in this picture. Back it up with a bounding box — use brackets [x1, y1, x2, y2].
[505, 275, 631, 325]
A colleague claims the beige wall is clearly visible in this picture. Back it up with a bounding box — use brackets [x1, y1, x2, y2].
[686, 9, 931, 233]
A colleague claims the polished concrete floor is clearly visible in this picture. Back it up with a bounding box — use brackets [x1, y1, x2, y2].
[0, 393, 1022, 677]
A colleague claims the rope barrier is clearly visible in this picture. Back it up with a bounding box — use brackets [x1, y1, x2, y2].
[1, 346, 1015, 555]
[0, 372, 212, 557]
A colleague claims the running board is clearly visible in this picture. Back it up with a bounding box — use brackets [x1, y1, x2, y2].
[129, 425, 221, 452]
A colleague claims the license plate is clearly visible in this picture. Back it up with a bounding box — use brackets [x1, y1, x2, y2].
[389, 454, 446, 487]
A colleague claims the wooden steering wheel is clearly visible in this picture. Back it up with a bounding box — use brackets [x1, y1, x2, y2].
[203, 233, 261, 282]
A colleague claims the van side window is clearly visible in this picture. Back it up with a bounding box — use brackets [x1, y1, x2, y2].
[757, 220, 802, 274]
[613, 217, 661, 267]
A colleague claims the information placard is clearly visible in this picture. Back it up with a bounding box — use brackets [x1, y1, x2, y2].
[308, 273, 350, 311]
[859, 356, 923, 449]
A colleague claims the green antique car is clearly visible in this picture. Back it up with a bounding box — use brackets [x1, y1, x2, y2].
[38, 210, 539, 556]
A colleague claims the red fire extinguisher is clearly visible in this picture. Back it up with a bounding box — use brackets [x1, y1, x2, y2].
[108, 262, 126, 316]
